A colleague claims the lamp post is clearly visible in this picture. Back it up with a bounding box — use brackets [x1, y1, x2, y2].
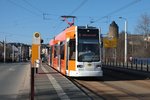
[119, 17, 128, 63]
[4, 36, 6, 63]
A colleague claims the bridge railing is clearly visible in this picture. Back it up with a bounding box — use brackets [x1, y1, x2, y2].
[103, 57, 150, 72]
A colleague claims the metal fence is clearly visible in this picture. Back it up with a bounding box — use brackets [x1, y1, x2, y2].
[103, 58, 150, 72]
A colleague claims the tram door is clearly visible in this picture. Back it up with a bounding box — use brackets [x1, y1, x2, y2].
[66, 39, 76, 75]
[66, 40, 69, 71]
[49, 47, 52, 66]
[60, 42, 65, 73]
[57, 43, 61, 71]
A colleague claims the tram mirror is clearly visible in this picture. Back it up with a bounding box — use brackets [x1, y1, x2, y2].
[41, 39, 44, 43]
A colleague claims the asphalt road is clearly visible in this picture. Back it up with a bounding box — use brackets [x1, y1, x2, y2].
[0, 62, 30, 100]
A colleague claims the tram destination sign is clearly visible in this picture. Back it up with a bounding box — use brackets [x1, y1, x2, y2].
[78, 29, 99, 39]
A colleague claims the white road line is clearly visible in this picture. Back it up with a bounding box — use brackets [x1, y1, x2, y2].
[8, 68, 15, 71]
[41, 66, 70, 100]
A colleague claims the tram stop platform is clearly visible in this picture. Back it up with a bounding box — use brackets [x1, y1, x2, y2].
[34, 63, 90, 100]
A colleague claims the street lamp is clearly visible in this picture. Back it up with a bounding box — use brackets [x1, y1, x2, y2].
[4, 36, 6, 63]
[119, 17, 128, 63]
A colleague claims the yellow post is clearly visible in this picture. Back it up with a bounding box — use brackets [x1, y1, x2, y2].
[31, 32, 41, 67]
[31, 32, 41, 100]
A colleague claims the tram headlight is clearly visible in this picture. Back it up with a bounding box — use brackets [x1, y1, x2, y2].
[77, 65, 83, 68]
[96, 65, 101, 68]
[96, 65, 101, 70]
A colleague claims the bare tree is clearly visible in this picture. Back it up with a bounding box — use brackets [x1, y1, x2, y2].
[134, 13, 150, 57]
[135, 13, 150, 37]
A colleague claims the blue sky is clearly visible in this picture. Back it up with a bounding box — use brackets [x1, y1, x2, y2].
[0, 0, 150, 44]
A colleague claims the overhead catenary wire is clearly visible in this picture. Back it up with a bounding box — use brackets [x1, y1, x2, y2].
[7, 0, 41, 16]
[18, 0, 88, 34]
[0, 31, 31, 38]
[69, 0, 88, 15]
[22, 0, 50, 20]
[22, 0, 43, 14]
[8, 0, 60, 31]
[89, 0, 142, 25]
[22, 0, 60, 20]
[53, 0, 88, 33]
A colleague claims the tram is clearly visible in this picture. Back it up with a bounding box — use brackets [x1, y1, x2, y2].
[48, 25, 103, 77]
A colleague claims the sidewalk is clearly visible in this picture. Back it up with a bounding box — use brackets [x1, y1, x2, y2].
[34, 63, 90, 100]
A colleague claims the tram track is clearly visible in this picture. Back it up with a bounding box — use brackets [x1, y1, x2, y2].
[69, 69, 150, 100]
[69, 77, 105, 100]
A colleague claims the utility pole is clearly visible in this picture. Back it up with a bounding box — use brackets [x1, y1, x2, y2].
[4, 36, 6, 63]
[12, 45, 14, 62]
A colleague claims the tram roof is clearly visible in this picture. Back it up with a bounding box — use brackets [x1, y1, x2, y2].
[49, 25, 76, 46]
[49, 25, 99, 46]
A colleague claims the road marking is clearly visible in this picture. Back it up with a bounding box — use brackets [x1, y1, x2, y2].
[41, 66, 70, 100]
[8, 68, 15, 71]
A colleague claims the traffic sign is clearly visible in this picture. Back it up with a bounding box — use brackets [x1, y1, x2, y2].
[103, 37, 117, 48]
[32, 32, 41, 44]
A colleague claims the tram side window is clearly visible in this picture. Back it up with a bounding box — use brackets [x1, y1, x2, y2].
[69, 39, 76, 60]
[54, 45, 59, 58]
[50, 47, 52, 64]
[60, 44, 65, 59]
[54, 45, 57, 58]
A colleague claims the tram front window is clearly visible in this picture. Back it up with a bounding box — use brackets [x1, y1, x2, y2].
[78, 43, 100, 62]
